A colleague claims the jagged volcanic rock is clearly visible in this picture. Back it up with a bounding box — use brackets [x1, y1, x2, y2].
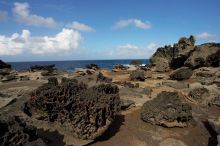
[150, 36, 195, 71]
[170, 67, 193, 80]
[184, 43, 220, 69]
[150, 36, 220, 71]
[141, 91, 192, 128]
[0, 116, 47, 146]
[24, 78, 120, 140]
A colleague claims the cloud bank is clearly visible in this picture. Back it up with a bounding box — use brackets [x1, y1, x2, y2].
[197, 32, 216, 40]
[0, 28, 81, 55]
[113, 19, 151, 30]
[67, 21, 95, 32]
[108, 43, 157, 59]
[12, 2, 57, 27]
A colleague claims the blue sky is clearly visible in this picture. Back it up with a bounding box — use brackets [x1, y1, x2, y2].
[0, 0, 219, 61]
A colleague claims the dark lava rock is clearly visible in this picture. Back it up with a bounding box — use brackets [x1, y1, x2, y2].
[170, 67, 193, 80]
[130, 70, 145, 81]
[0, 68, 11, 76]
[141, 91, 192, 127]
[0, 60, 11, 69]
[24, 78, 120, 140]
[188, 87, 209, 102]
[113, 64, 128, 70]
[86, 64, 100, 70]
[0, 116, 47, 146]
[97, 72, 112, 83]
[30, 64, 55, 72]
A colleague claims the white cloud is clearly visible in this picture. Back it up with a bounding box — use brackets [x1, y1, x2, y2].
[0, 11, 7, 22]
[67, 21, 95, 32]
[0, 28, 81, 56]
[197, 32, 216, 40]
[113, 19, 151, 30]
[12, 2, 57, 27]
[108, 43, 157, 59]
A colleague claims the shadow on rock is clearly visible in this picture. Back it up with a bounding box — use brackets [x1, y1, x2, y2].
[86, 114, 125, 145]
[203, 121, 218, 146]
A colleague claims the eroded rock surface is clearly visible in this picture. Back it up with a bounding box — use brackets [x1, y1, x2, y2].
[141, 91, 192, 128]
[130, 70, 145, 81]
[24, 78, 120, 140]
[170, 67, 193, 80]
[0, 116, 47, 146]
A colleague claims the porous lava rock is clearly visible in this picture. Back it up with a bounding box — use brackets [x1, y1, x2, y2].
[141, 91, 192, 127]
[0, 116, 47, 146]
[130, 70, 145, 81]
[188, 87, 209, 102]
[24, 78, 120, 140]
[170, 67, 193, 80]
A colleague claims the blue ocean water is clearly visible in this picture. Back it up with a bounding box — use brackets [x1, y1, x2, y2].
[9, 59, 149, 72]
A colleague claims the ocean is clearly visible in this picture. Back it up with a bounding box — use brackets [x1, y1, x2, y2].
[9, 59, 149, 72]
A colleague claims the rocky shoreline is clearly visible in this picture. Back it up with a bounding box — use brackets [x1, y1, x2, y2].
[0, 36, 220, 146]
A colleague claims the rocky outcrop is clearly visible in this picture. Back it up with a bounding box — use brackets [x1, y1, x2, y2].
[141, 91, 192, 127]
[30, 64, 57, 76]
[185, 43, 220, 69]
[30, 64, 55, 71]
[86, 64, 100, 70]
[24, 78, 120, 140]
[0, 116, 47, 146]
[113, 64, 128, 70]
[0, 60, 11, 69]
[170, 67, 193, 80]
[150, 36, 220, 71]
[130, 70, 145, 81]
[150, 36, 196, 71]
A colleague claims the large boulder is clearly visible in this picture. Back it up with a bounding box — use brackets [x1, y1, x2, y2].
[184, 43, 220, 69]
[130, 70, 145, 81]
[0, 60, 11, 69]
[170, 67, 193, 80]
[141, 91, 192, 128]
[24, 78, 120, 140]
[0, 116, 47, 146]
